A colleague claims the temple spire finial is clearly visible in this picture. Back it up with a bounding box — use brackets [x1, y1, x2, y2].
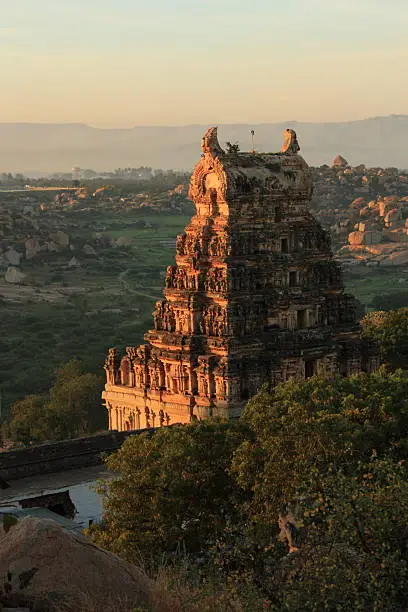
[201, 127, 224, 157]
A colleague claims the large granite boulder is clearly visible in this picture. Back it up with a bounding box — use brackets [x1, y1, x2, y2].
[0, 517, 173, 611]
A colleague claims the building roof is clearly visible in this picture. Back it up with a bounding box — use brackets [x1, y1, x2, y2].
[0, 508, 84, 532]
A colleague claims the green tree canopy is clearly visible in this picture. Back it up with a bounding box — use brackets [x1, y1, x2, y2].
[2, 359, 106, 445]
[4, 394, 50, 445]
[89, 419, 250, 565]
[369, 291, 408, 311]
[89, 370, 408, 610]
[233, 368, 408, 516]
[362, 308, 408, 368]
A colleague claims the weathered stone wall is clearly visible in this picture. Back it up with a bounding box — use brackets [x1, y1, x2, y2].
[0, 430, 141, 482]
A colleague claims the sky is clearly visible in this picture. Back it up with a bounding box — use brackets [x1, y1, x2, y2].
[0, 0, 407, 127]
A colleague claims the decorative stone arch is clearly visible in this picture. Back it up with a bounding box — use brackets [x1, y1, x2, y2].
[120, 356, 132, 386]
[189, 128, 230, 209]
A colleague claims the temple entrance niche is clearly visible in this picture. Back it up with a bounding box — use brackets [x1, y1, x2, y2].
[305, 360, 316, 379]
[297, 309, 308, 329]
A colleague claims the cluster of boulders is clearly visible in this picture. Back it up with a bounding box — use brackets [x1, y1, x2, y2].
[312, 156, 408, 265]
[46, 184, 191, 214]
[0, 230, 73, 284]
[339, 195, 408, 265]
[112, 184, 191, 213]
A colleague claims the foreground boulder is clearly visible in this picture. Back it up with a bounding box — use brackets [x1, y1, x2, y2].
[0, 517, 172, 611]
[5, 266, 26, 284]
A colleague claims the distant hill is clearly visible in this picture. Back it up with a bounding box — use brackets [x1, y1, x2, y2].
[0, 115, 407, 174]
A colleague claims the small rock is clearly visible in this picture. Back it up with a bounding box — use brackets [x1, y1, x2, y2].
[332, 154, 349, 168]
[5, 248, 22, 266]
[83, 244, 96, 256]
[115, 237, 132, 247]
[49, 230, 69, 247]
[68, 257, 81, 268]
[5, 267, 26, 284]
[45, 241, 58, 252]
[25, 237, 41, 260]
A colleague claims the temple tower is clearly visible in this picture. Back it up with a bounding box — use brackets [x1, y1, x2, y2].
[103, 128, 378, 431]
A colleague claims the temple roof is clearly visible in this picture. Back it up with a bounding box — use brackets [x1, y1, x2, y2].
[189, 127, 312, 201]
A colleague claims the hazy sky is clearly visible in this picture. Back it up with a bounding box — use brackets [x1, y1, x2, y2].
[0, 0, 407, 126]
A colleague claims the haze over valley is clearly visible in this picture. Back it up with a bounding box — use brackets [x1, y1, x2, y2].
[1, 115, 407, 173]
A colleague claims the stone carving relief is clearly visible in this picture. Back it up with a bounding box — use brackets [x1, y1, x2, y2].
[189, 127, 229, 203]
[153, 300, 176, 332]
[199, 304, 228, 337]
[208, 234, 230, 257]
[195, 356, 215, 398]
[204, 267, 227, 293]
[201, 127, 224, 157]
[176, 233, 187, 255]
[165, 265, 198, 290]
[148, 355, 165, 390]
[214, 358, 229, 401]
[104, 348, 119, 384]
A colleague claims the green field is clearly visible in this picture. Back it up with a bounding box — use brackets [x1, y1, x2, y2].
[343, 266, 408, 309]
[0, 210, 190, 414]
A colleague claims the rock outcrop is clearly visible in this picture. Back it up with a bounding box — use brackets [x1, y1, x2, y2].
[311, 160, 408, 265]
[0, 517, 172, 612]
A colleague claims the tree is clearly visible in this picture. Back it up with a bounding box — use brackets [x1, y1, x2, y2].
[260, 457, 408, 611]
[233, 369, 408, 516]
[3, 394, 50, 445]
[362, 308, 408, 368]
[89, 420, 250, 565]
[47, 359, 106, 439]
[3, 359, 106, 445]
[217, 370, 408, 609]
[369, 291, 408, 311]
[87, 372, 408, 610]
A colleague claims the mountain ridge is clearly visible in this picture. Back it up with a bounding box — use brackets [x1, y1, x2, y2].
[0, 115, 407, 173]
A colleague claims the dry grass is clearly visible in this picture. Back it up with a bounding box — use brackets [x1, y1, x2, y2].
[44, 565, 246, 612]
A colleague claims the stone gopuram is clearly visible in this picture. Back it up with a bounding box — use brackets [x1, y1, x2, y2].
[103, 127, 378, 431]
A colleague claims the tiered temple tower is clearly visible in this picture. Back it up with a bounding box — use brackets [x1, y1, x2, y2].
[103, 128, 378, 431]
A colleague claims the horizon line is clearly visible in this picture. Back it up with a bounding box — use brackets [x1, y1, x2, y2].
[0, 114, 407, 130]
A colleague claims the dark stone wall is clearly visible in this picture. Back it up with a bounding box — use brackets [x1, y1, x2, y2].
[20, 491, 76, 518]
[0, 429, 146, 482]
